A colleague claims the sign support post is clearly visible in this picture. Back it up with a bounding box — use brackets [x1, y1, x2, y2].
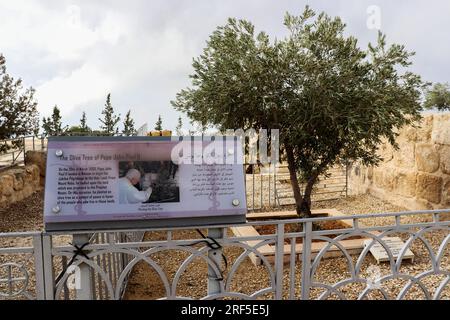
[207, 228, 224, 297]
[73, 234, 93, 300]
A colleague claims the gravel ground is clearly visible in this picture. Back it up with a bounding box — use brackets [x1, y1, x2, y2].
[0, 191, 448, 300]
[0, 190, 44, 233]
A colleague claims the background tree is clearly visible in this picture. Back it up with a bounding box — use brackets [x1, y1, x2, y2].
[176, 116, 183, 135]
[155, 114, 163, 130]
[424, 82, 450, 111]
[42, 105, 66, 136]
[79, 111, 90, 132]
[172, 7, 426, 217]
[192, 120, 208, 136]
[65, 125, 86, 136]
[122, 110, 136, 136]
[0, 54, 39, 140]
[99, 93, 120, 135]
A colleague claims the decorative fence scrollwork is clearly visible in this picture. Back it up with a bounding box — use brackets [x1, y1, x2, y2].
[1, 209, 449, 300]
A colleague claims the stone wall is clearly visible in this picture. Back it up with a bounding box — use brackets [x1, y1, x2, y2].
[0, 151, 46, 208]
[0, 164, 41, 207]
[348, 113, 450, 210]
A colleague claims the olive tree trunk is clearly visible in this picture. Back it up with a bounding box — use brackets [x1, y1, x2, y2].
[285, 145, 314, 218]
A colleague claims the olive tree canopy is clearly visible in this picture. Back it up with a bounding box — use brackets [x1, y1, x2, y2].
[172, 7, 426, 217]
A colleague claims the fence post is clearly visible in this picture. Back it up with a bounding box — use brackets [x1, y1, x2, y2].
[268, 164, 271, 208]
[22, 136, 25, 159]
[41, 234, 55, 300]
[275, 223, 285, 299]
[73, 234, 93, 300]
[207, 228, 223, 297]
[273, 163, 277, 207]
[345, 160, 349, 197]
[300, 221, 312, 300]
[33, 233, 45, 300]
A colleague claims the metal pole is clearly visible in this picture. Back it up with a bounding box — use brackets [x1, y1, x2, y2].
[300, 221, 312, 300]
[73, 234, 93, 300]
[33, 234, 46, 300]
[207, 228, 223, 296]
[252, 169, 255, 211]
[41, 234, 55, 300]
[274, 163, 277, 207]
[345, 160, 349, 197]
[275, 223, 285, 299]
[268, 163, 271, 208]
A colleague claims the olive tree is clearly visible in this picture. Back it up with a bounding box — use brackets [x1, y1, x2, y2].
[0, 54, 39, 140]
[424, 82, 450, 111]
[172, 7, 426, 217]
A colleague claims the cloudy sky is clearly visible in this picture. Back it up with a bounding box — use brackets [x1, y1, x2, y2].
[0, 0, 449, 132]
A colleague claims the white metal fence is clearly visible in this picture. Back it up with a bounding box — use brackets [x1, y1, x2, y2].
[1, 209, 449, 300]
[0, 135, 47, 170]
[245, 163, 348, 211]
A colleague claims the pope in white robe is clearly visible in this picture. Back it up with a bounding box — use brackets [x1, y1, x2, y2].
[119, 169, 152, 204]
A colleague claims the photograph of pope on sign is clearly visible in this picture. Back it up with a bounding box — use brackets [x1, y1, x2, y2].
[118, 161, 180, 204]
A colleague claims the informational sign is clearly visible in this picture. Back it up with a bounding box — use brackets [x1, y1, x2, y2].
[44, 136, 247, 231]
[364, 237, 414, 263]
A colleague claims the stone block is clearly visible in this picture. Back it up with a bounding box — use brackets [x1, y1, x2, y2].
[415, 144, 440, 173]
[403, 126, 418, 142]
[0, 165, 41, 207]
[12, 172, 24, 191]
[22, 185, 34, 198]
[0, 175, 14, 196]
[25, 150, 46, 177]
[394, 169, 417, 197]
[393, 142, 415, 168]
[384, 168, 396, 191]
[25, 165, 40, 187]
[373, 168, 384, 189]
[431, 113, 450, 145]
[439, 145, 450, 174]
[377, 141, 394, 163]
[416, 173, 443, 204]
[373, 166, 396, 190]
[443, 179, 450, 206]
[416, 115, 433, 142]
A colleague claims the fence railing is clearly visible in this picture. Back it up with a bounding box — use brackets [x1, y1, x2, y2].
[245, 163, 348, 211]
[0, 135, 47, 170]
[0, 132, 133, 169]
[0, 231, 46, 300]
[1, 209, 449, 300]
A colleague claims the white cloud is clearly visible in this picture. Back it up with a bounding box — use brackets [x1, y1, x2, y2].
[35, 63, 115, 116]
[1, 0, 450, 130]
